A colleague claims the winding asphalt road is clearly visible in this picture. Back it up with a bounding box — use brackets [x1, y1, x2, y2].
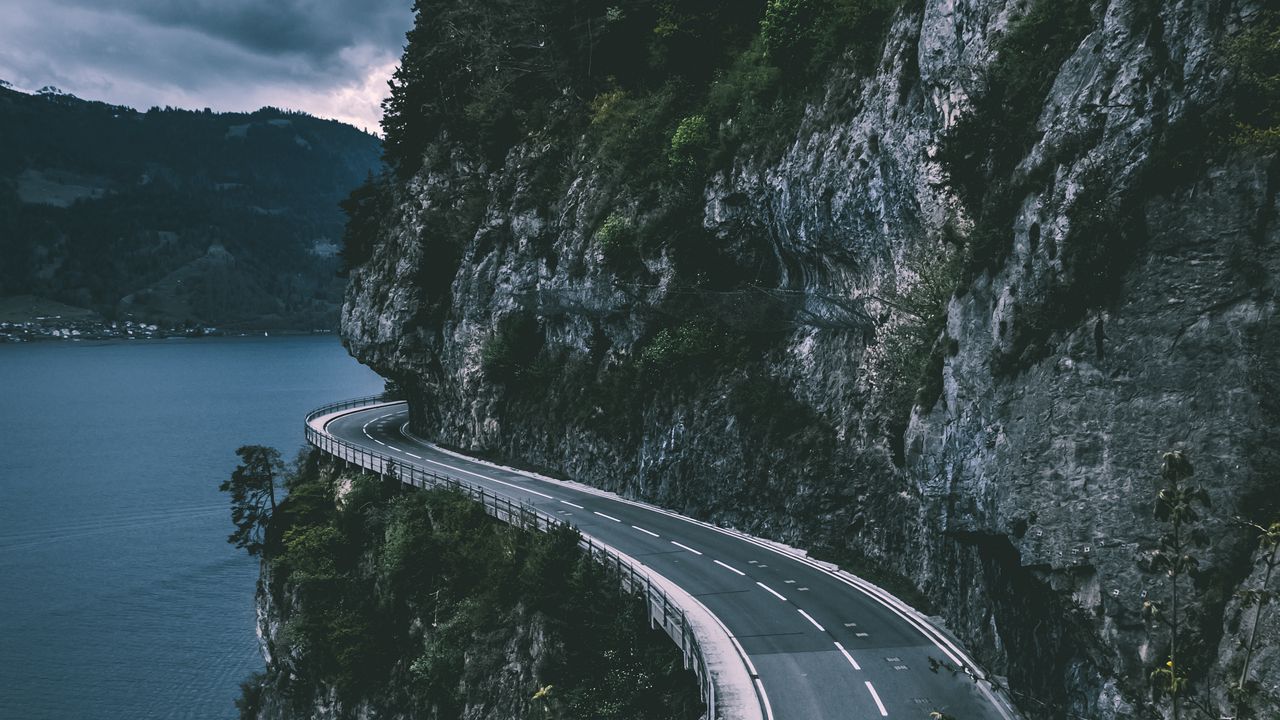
[323, 402, 1015, 720]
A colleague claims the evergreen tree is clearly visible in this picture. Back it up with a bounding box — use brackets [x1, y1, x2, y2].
[220, 445, 283, 555]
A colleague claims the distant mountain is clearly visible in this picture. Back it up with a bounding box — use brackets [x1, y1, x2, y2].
[0, 85, 382, 332]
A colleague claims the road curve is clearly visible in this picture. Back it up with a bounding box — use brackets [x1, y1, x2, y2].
[319, 401, 1018, 720]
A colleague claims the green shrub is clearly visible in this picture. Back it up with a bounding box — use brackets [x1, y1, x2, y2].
[874, 248, 962, 461]
[761, 0, 900, 77]
[668, 114, 711, 171]
[639, 321, 723, 371]
[760, 0, 825, 72]
[480, 312, 543, 382]
[276, 524, 343, 583]
[1225, 11, 1280, 150]
[596, 212, 629, 248]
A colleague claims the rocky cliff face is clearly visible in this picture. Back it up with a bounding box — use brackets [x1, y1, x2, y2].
[343, 1, 1280, 716]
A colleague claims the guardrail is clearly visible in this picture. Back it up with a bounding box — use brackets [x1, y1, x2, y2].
[304, 395, 721, 718]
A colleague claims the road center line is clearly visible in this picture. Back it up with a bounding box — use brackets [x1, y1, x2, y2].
[834, 641, 862, 670]
[756, 581, 787, 601]
[864, 681, 888, 716]
[414, 456, 554, 500]
[671, 541, 703, 555]
[631, 525, 660, 537]
[797, 608, 825, 632]
[713, 559, 746, 576]
[594, 511, 621, 522]
[560, 500, 584, 509]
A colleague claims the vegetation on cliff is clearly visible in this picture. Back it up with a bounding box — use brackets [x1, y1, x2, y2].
[227, 450, 701, 720]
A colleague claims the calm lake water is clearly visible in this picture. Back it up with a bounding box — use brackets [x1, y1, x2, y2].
[0, 336, 384, 719]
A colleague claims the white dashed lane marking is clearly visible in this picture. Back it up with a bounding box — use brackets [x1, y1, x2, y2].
[756, 582, 787, 602]
[797, 608, 825, 632]
[865, 681, 888, 716]
[670, 541, 703, 555]
[834, 641, 862, 671]
[713, 559, 746, 576]
[631, 525, 660, 538]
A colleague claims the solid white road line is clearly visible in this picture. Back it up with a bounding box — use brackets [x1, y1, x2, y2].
[756, 582, 787, 602]
[560, 500, 584, 509]
[756, 678, 777, 720]
[671, 541, 703, 555]
[713, 559, 746, 576]
[865, 681, 888, 716]
[834, 641, 862, 670]
[797, 608, 825, 632]
[594, 511, 621, 522]
[632, 525, 660, 537]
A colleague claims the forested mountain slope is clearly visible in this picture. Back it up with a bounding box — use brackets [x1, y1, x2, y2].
[0, 84, 381, 332]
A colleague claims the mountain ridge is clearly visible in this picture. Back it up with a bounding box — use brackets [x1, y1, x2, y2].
[0, 84, 382, 332]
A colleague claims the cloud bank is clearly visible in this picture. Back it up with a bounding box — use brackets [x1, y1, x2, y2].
[0, 0, 413, 133]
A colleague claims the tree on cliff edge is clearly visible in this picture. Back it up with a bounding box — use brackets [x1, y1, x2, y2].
[221, 445, 282, 556]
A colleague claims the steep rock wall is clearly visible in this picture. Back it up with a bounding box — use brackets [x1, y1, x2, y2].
[343, 1, 1280, 716]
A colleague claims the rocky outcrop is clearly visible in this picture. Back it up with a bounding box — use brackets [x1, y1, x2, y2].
[342, 1, 1280, 716]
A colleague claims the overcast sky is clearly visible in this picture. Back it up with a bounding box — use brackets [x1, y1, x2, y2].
[0, 0, 415, 134]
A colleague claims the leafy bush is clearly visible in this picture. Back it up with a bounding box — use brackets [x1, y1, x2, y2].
[639, 321, 725, 371]
[760, 0, 826, 72]
[1225, 11, 1280, 150]
[480, 312, 544, 382]
[595, 211, 638, 268]
[874, 248, 962, 461]
[338, 175, 388, 273]
[761, 0, 901, 76]
[668, 114, 711, 172]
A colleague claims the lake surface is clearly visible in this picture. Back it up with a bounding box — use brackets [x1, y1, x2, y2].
[0, 336, 384, 719]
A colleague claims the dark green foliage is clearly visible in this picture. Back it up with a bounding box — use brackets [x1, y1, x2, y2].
[875, 249, 962, 460]
[0, 87, 382, 331]
[251, 454, 702, 718]
[220, 445, 283, 556]
[1144, 451, 1212, 716]
[1225, 11, 1280, 151]
[667, 114, 711, 173]
[639, 320, 731, 372]
[481, 311, 545, 382]
[234, 672, 266, 720]
[594, 211, 640, 268]
[760, 0, 900, 77]
[338, 174, 390, 273]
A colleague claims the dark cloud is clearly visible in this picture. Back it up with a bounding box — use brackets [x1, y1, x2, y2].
[0, 0, 414, 132]
[105, 0, 411, 65]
